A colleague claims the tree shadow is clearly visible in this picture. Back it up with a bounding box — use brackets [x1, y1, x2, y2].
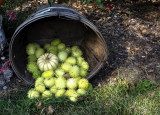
[87, 0, 160, 86]
[87, 20, 129, 86]
[127, 1, 160, 22]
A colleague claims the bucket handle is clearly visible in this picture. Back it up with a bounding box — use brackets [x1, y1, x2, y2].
[29, 7, 82, 20]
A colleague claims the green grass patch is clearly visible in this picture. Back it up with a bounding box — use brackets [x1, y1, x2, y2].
[1, 79, 160, 115]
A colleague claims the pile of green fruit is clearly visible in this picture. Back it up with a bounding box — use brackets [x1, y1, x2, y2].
[26, 39, 92, 102]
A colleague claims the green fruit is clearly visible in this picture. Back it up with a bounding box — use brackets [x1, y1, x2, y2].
[49, 50, 57, 55]
[66, 57, 76, 65]
[35, 84, 46, 93]
[35, 48, 45, 58]
[57, 43, 65, 50]
[32, 70, 41, 79]
[27, 62, 38, 73]
[50, 86, 57, 94]
[77, 57, 84, 66]
[55, 89, 66, 98]
[42, 90, 52, 98]
[44, 77, 56, 88]
[87, 83, 93, 91]
[28, 89, 40, 99]
[41, 70, 54, 78]
[71, 46, 79, 51]
[80, 68, 87, 77]
[61, 62, 72, 72]
[74, 77, 81, 82]
[35, 77, 44, 86]
[58, 51, 68, 62]
[26, 44, 36, 55]
[78, 78, 89, 89]
[28, 55, 37, 62]
[51, 39, 61, 46]
[69, 97, 77, 102]
[47, 46, 57, 52]
[77, 89, 87, 96]
[65, 89, 79, 98]
[32, 43, 40, 49]
[55, 77, 66, 89]
[44, 43, 51, 50]
[69, 65, 80, 77]
[81, 61, 89, 70]
[72, 49, 83, 57]
[65, 47, 71, 54]
[55, 68, 65, 77]
[67, 78, 77, 89]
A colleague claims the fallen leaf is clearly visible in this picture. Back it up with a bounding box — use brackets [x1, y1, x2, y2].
[111, 71, 115, 75]
[47, 106, 54, 115]
[113, 78, 117, 81]
[126, 47, 130, 50]
[98, 83, 102, 87]
[122, 81, 126, 85]
[134, 48, 139, 51]
[125, 94, 129, 98]
[151, 91, 155, 97]
[157, 87, 160, 91]
[106, 4, 112, 10]
[37, 102, 42, 109]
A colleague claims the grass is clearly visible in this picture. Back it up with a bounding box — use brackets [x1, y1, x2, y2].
[1, 79, 160, 115]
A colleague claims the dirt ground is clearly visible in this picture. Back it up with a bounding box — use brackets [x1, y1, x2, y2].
[84, 1, 160, 86]
[1, 0, 160, 91]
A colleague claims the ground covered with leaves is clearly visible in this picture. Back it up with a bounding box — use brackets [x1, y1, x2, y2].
[0, 0, 160, 114]
[80, 1, 160, 85]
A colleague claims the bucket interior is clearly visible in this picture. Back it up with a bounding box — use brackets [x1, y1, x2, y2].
[10, 16, 107, 85]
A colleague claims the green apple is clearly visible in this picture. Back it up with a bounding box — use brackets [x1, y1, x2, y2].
[42, 90, 52, 98]
[35, 77, 44, 86]
[50, 85, 57, 94]
[69, 96, 78, 102]
[87, 83, 93, 91]
[61, 62, 72, 72]
[44, 77, 56, 88]
[35, 84, 46, 93]
[41, 70, 54, 78]
[51, 39, 61, 46]
[67, 78, 77, 89]
[80, 68, 87, 77]
[55, 89, 66, 98]
[65, 89, 79, 98]
[78, 78, 89, 89]
[27, 89, 40, 99]
[55, 77, 66, 89]
[57, 43, 66, 50]
[77, 89, 87, 96]
[55, 68, 65, 77]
